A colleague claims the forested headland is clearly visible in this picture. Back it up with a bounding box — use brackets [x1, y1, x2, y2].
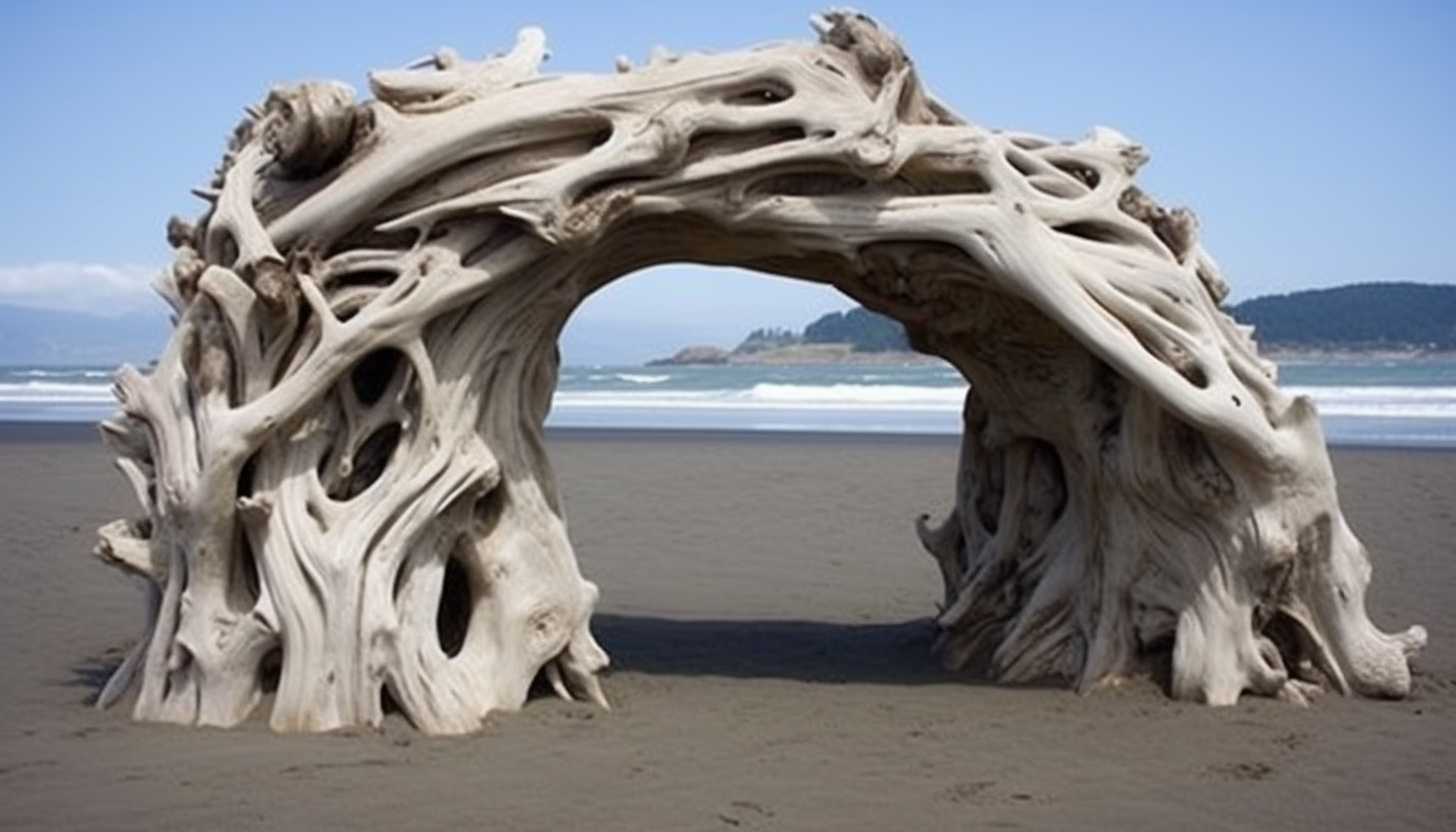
[647, 282, 1456, 365]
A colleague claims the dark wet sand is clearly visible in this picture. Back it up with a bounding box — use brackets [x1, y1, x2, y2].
[1, 423, 1452, 830]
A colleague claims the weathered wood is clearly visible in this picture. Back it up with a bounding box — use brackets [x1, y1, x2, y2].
[97, 11, 1424, 733]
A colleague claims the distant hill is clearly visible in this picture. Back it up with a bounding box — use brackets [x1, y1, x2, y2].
[0, 303, 169, 366]
[730, 308, 908, 356]
[649, 307, 916, 365]
[802, 307, 909, 352]
[1227, 282, 1456, 351]
[651, 281, 1456, 366]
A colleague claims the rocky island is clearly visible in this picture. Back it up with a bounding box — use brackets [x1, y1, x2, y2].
[648, 307, 939, 365]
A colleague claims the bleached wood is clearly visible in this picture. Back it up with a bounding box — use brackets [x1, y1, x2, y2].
[96, 11, 1424, 733]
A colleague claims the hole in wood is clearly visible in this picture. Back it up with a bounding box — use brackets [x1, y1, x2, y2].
[332, 269, 398, 290]
[473, 486, 505, 538]
[723, 80, 793, 106]
[895, 167, 993, 196]
[463, 218, 531, 266]
[1053, 162, 1100, 189]
[381, 684, 404, 716]
[259, 648, 282, 694]
[684, 126, 806, 165]
[750, 171, 867, 197]
[1053, 221, 1132, 246]
[350, 348, 404, 406]
[330, 423, 402, 501]
[437, 556, 473, 658]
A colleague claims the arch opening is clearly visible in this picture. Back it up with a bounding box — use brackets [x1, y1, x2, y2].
[546, 427, 958, 684]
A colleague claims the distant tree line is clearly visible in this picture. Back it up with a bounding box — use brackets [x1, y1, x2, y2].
[803, 307, 909, 351]
[734, 326, 801, 354]
[734, 307, 910, 353]
[1227, 282, 1456, 350]
[728, 282, 1455, 358]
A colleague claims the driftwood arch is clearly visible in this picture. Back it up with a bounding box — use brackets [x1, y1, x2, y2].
[95, 13, 1424, 734]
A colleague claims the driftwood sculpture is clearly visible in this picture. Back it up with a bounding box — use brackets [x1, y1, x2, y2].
[95, 12, 1425, 734]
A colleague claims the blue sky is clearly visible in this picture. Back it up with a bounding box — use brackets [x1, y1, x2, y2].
[1, 1, 1452, 362]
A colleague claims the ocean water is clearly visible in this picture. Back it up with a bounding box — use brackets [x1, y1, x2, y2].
[3, 359, 1455, 447]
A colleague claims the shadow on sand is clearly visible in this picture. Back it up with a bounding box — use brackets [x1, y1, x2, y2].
[591, 614, 997, 687]
[70, 615, 1016, 705]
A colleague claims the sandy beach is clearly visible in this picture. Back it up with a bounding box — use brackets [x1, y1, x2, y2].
[1, 424, 1452, 831]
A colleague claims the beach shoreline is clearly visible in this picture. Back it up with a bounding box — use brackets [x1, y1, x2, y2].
[7, 353, 1456, 447]
[1, 425, 1452, 830]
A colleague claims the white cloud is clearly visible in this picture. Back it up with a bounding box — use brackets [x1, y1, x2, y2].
[0, 262, 164, 317]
